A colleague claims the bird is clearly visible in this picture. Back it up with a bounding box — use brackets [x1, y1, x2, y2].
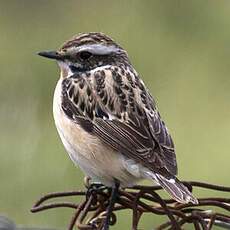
[38, 32, 198, 229]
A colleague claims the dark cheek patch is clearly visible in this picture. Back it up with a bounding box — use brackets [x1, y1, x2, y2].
[69, 65, 88, 73]
[69, 65, 79, 72]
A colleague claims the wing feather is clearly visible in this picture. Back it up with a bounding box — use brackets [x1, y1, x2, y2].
[61, 67, 177, 176]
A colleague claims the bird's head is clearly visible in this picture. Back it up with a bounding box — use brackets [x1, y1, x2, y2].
[38, 32, 130, 78]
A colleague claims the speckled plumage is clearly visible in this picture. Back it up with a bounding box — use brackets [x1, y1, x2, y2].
[60, 64, 178, 175]
[40, 32, 197, 204]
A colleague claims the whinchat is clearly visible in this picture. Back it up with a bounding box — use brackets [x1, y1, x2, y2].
[38, 33, 197, 218]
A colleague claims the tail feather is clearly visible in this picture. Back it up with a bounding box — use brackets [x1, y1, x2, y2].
[151, 173, 198, 204]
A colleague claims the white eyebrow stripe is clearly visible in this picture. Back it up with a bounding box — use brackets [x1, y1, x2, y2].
[77, 44, 119, 55]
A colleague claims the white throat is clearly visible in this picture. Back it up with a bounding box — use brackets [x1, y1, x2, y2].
[57, 61, 74, 78]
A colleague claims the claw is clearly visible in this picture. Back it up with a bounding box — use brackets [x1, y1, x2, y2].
[86, 183, 108, 199]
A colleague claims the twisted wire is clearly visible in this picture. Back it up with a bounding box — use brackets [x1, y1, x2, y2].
[31, 180, 230, 230]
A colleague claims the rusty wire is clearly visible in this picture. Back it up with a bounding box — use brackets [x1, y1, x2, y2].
[31, 180, 230, 230]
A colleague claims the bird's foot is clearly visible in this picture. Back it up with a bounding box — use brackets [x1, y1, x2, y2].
[86, 183, 108, 200]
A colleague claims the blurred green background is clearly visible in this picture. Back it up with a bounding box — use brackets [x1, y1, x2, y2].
[0, 0, 229, 229]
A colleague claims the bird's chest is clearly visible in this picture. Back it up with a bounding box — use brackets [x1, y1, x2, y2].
[53, 79, 98, 163]
[52, 79, 139, 186]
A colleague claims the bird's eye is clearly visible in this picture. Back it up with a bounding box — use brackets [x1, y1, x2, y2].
[79, 51, 92, 61]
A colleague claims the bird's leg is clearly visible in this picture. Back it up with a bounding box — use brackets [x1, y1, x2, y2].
[89, 182, 107, 191]
[103, 180, 120, 230]
[85, 177, 107, 196]
[86, 182, 107, 200]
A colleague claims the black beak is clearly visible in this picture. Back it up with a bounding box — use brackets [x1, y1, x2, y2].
[37, 50, 63, 60]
